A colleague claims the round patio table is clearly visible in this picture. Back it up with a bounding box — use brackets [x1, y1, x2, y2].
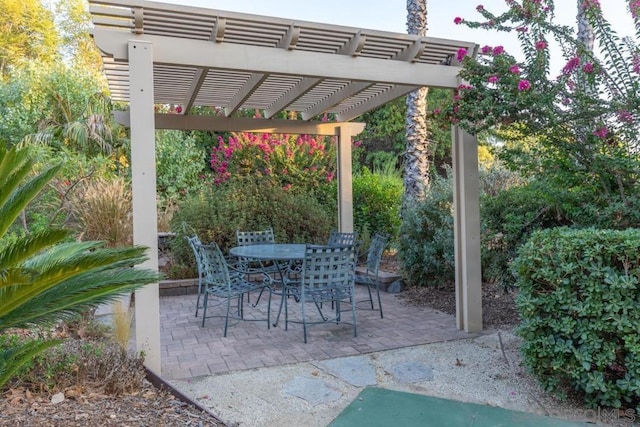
[230, 244, 307, 327]
[229, 243, 306, 261]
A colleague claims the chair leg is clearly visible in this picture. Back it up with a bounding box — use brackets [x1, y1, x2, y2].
[195, 275, 203, 317]
[375, 283, 384, 319]
[274, 285, 287, 327]
[351, 293, 358, 337]
[265, 286, 272, 330]
[201, 291, 208, 327]
[223, 295, 232, 337]
[301, 299, 307, 344]
[366, 284, 374, 310]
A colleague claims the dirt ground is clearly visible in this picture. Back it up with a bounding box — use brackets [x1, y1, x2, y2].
[381, 252, 520, 330]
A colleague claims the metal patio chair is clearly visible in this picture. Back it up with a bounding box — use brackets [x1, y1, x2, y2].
[235, 227, 279, 304]
[327, 230, 359, 247]
[198, 242, 272, 336]
[355, 232, 389, 319]
[280, 244, 357, 343]
[186, 235, 206, 317]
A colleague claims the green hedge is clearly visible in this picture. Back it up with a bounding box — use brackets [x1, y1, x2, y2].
[514, 227, 640, 410]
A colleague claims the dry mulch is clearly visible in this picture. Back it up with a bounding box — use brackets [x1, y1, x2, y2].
[0, 383, 225, 426]
[381, 252, 520, 329]
[400, 281, 521, 329]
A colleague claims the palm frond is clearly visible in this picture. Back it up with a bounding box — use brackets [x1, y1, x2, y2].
[0, 163, 62, 238]
[0, 146, 32, 207]
[3, 267, 158, 330]
[0, 338, 61, 389]
[0, 244, 152, 319]
[0, 229, 71, 270]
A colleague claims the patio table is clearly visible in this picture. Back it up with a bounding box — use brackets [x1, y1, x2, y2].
[229, 243, 306, 262]
[229, 244, 307, 327]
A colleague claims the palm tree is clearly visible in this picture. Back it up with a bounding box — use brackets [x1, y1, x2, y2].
[404, 0, 430, 204]
[0, 145, 159, 388]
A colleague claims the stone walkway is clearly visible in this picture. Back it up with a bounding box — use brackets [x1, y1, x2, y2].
[142, 285, 477, 380]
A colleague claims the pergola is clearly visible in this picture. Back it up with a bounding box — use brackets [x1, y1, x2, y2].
[89, 0, 483, 374]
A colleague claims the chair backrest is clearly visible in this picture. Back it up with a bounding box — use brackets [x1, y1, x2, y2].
[236, 227, 275, 246]
[364, 233, 389, 274]
[186, 235, 205, 276]
[301, 245, 356, 299]
[197, 242, 230, 286]
[327, 230, 358, 246]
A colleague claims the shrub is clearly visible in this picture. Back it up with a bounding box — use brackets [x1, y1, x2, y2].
[397, 172, 454, 287]
[168, 177, 335, 278]
[155, 129, 205, 210]
[514, 227, 640, 411]
[352, 163, 402, 240]
[481, 180, 575, 289]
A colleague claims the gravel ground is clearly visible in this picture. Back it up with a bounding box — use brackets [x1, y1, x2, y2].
[170, 330, 636, 427]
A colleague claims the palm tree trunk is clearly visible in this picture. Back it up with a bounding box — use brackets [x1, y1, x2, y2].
[404, 0, 429, 204]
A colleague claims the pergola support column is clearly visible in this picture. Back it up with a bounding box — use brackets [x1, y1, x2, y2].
[452, 125, 483, 332]
[129, 40, 162, 373]
[336, 125, 355, 233]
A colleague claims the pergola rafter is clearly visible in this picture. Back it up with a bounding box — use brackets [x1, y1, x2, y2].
[89, 0, 483, 375]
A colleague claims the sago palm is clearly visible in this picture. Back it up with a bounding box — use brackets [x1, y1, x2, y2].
[0, 145, 159, 388]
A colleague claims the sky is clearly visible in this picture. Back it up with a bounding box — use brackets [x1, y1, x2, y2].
[151, 0, 636, 74]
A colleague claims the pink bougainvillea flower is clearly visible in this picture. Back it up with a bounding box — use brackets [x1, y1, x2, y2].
[631, 0, 640, 18]
[535, 40, 547, 50]
[582, 62, 595, 73]
[633, 54, 640, 74]
[487, 75, 499, 84]
[509, 64, 521, 74]
[481, 45, 493, 54]
[562, 57, 580, 74]
[458, 84, 473, 90]
[353, 140, 362, 147]
[581, 0, 601, 10]
[518, 79, 531, 91]
[476, 4, 484, 11]
[456, 48, 468, 61]
[561, 97, 571, 105]
[593, 126, 608, 139]
[454, 17, 464, 25]
[493, 45, 505, 55]
[433, 108, 441, 115]
[617, 110, 633, 122]
[175, 105, 183, 114]
[516, 26, 529, 33]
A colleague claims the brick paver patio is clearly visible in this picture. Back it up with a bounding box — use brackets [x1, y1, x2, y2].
[135, 285, 477, 380]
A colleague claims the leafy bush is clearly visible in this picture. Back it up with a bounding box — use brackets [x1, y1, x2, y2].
[352, 163, 402, 240]
[514, 227, 640, 411]
[481, 180, 575, 289]
[156, 129, 205, 209]
[168, 177, 335, 278]
[397, 172, 454, 287]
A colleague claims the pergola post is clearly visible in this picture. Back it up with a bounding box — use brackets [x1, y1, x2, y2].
[336, 125, 355, 233]
[452, 125, 483, 332]
[129, 40, 162, 373]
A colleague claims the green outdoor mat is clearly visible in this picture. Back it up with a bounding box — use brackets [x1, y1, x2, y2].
[329, 387, 590, 427]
